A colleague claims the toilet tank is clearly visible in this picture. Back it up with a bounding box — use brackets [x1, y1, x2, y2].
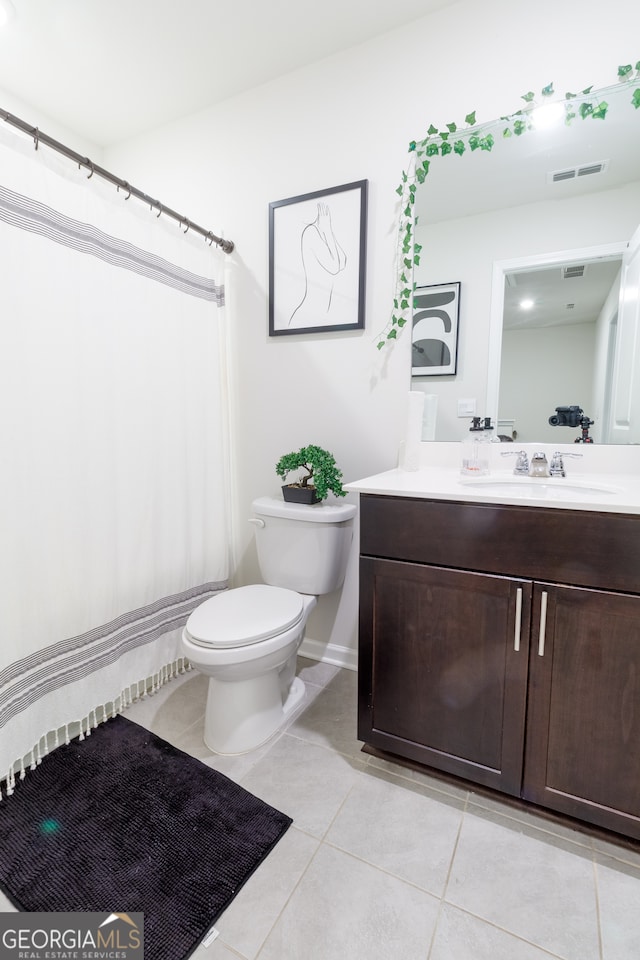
[251, 497, 356, 595]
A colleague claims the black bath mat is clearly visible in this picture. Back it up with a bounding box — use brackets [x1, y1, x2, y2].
[0, 715, 292, 960]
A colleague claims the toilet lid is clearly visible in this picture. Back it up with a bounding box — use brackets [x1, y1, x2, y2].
[184, 584, 305, 648]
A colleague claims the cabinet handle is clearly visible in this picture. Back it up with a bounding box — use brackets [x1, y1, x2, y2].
[514, 587, 523, 652]
[538, 591, 548, 657]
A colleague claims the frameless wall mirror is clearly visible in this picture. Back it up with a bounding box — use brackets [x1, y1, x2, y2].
[411, 77, 640, 443]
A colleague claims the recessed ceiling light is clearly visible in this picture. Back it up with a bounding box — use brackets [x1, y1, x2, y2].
[519, 298, 535, 310]
[531, 102, 564, 130]
[0, 0, 16, 28]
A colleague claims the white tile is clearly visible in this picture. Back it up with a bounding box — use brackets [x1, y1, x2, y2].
[215, 827, 318, 959]
[256, 844, 439, 960]
[326, 768, 464, 896]
[431, 903, 563, 960]
[596, 855, 640, 960]
[287, 667, 362, 759]
[238, 734, 365, 839]
[447, 810, 600, 960]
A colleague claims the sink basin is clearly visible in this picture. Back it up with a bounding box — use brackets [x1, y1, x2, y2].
[458, 475, 620, 500]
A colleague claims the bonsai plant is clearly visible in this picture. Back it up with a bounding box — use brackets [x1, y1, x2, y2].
[275, 444, 347, 504]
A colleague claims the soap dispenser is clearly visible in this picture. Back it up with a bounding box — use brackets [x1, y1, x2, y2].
[461, 417, 492, 476]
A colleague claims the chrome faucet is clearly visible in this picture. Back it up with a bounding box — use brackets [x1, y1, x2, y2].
[500, 449, 529, 475]
[549, 451, 583, 477]
[529, 452, 550, 478]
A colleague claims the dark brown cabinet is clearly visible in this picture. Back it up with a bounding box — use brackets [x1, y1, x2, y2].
[358, 494, 640, 841]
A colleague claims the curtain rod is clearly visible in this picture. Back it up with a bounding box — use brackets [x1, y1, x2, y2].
[0, 106, 234, 254]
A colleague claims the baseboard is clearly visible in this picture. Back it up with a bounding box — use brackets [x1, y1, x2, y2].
[299, 636, 357, 672]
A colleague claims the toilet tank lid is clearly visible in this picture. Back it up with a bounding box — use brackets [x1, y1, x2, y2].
[252, 497, 356, 523]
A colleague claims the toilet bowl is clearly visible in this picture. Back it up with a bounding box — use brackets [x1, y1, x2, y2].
[181, 497, 356, 755]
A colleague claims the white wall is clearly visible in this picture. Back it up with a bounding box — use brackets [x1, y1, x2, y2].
[500, 321, 596, 443]
[93, 0, 640, 665]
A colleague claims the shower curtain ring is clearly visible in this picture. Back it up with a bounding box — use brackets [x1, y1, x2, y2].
[86, 162, 94, 179]
[33, 127, 39, 150]
[183, 219, 190, 234]
[156, 203, 163, 219]
[122, 182, 131, 199]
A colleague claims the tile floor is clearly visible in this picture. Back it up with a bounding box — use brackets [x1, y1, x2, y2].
[3, 658, 640, 960]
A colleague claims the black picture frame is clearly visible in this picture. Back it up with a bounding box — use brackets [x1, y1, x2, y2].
[269, 180, 367, 336]
[411, 281, 461, 376]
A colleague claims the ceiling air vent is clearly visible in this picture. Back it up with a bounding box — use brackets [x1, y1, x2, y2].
[548, 160, 609, 183]
[562, 264, 586, 279]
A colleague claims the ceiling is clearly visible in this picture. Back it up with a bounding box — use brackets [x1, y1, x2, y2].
[503, 258, 622, 331]
[0, 0, 457, 147]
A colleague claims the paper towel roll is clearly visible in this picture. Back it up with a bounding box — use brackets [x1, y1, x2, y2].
[402, 391, 424, 471]
[422, 394, 438, 441]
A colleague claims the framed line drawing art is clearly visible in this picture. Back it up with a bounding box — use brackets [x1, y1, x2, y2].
[269, 180, 367, 336]
[411, 281, 461, 376]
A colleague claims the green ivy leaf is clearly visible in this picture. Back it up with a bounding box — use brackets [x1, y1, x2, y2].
[414, 244, 422, 255]
[395, 185, 403, 196]
[376, 341, 385, 350]
[387, 329, 397, 340]
[408, 141, 416, 152]
[632, 89, 640, 109]
[400, 273, 408, 284]
[404, 257, 412, 270]
[426, 143, 440, 157]
[404, 205, 411, 217]
[413, 254, 421, 266]
[427, 124, 438, 135]
[541, 82, 554, 97]
[439, 131, 450, 141]
[416, 168, 426, 184]
[565, 110, 576, 125]
[581, 86, 593, 95]
[402, 288, 412, 298]
[441, 141, 453, 156]
[579, 102, 594, 119]
[422, 159, 430, 173]
[618, 64, 633, 78]
[453, 139, 465, 155]
[464, 111, 477, 126]
[592, 101, 608, 120]
[521, 91, 535, 102]
[447, 122, 457, 133]
[397, 317, 407, 328]
[400, 299, 410, 310]
[503, 127, 513, 138]
[565, 91, 576, 100]
[513, 119, 527, 136]
[469, 134, 480, 151]
[480, 133, 495, 151]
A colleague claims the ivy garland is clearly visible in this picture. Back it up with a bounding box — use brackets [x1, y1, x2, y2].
[378, 61, 640, 350]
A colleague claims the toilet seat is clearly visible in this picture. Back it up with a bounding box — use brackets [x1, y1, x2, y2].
[184, 584, 305, 648]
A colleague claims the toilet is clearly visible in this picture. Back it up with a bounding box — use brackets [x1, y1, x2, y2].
[181, 496, 356, 755]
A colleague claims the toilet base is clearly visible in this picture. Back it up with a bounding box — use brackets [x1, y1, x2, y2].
[203, 671, 306, 756]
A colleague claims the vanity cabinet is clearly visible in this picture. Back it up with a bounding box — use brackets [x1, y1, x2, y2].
[358, 494, 640, 841]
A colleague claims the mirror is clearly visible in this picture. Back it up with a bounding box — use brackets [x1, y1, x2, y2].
[411, 78, 640, 443]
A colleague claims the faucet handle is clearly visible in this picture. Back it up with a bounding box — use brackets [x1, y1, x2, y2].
[501, 449, 529, 475]
[550, 450, 582, 477]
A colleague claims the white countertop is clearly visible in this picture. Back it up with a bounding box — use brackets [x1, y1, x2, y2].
[346, 443, 640, 515]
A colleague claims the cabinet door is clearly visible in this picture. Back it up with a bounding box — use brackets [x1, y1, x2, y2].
[524, 583, 640, 840]
[359, 557, 531, 795]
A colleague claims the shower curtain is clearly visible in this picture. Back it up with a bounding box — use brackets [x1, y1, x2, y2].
[0, 127, 231, 794]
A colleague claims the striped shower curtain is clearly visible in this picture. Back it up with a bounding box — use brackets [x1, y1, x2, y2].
[0, 127, 231, 794]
